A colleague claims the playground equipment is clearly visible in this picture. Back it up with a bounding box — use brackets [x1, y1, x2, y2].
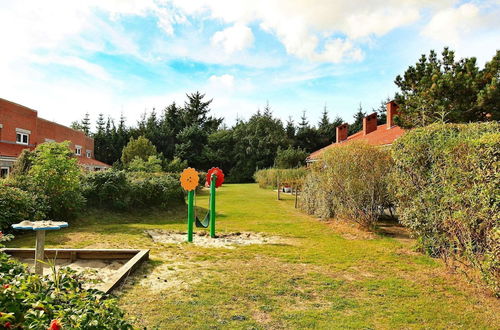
[179, 167, 225, 242]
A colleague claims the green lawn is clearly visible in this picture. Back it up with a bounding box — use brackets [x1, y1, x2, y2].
[7, 184, 499, 329]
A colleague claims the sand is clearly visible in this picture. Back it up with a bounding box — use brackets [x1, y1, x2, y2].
[21, 258, 126, 288]
[146, 230, 282, 249]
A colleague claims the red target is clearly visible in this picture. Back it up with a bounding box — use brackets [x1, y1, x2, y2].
[206, 167, 225, 188]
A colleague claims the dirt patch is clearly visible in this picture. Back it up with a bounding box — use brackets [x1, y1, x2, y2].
[21, 258, 126, 287]
[323, 219, 377, 240]
[146, 230, 283, 249]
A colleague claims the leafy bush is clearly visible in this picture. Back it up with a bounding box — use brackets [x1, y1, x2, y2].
[391, 122, 499, 294]
[6, 142, 84, 222]
[254, 168, 307, 189]
[127, 155, 163, 173]
[0, 235, 131, 329]
[164, 157, 188, 173]
[300, 142, 393, 228]
[83, 170, 184, 210]
[0, 185, 43, 231]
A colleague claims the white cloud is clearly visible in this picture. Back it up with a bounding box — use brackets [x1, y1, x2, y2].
[212, 24, 254, 53]
[209, 74, 235, 88]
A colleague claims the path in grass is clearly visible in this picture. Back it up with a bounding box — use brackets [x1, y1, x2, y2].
[8, 184, 499, 329]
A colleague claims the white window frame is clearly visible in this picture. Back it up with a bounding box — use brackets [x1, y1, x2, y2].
[45, 138, 55, 143]
[16, 132, 29, 145]
[0, 167, 9, 178]
[75, 145, 82, 156]
[86, 150, 92, 158]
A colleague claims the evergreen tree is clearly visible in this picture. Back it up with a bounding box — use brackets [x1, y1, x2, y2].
[349, 103, 366, 135]
[81, 113, 91, 135]
[285, 116, 296, 145]
[294, 110, 321, 152]
[317, 105, 341, 147]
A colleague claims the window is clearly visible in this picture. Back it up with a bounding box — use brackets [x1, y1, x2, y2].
[45, 138, 55, 143]
[16, 132, 29, 145]
[0, 167, 9, 178]
[86, 150, 92, 158]
[75, 146, 82, 156]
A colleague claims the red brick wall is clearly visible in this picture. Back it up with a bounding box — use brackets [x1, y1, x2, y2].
[0, 98, 94, 159]
[363, 113, 378, 135]
[0, 99, 38, 144]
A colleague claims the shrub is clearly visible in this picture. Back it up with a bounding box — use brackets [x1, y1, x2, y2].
[83, 170, 185, 210]
[0, 240, 132, 329]
[254, 168, 307, 189]
[82, 170, 131, 210]
[164, 157, 188, 173]
[28, 142, 85, 220]
[121, 136, 158, 165]
[127, 155, 163, 173]
[391, 122, 499, 294]
[300, 142, 393, 228]
[0, 185, 43, 231]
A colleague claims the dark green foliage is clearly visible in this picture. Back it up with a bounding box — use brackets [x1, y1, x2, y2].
[82, 170, 184, 211]
[394, 48, 500, 128]
[0, 247, 132, 329]
[230, 109, 288, 182]
[0, 185, 40, 231]
[317, 107, 343, 148]
[348, 104, 366, 135]
[203, 129, 236, 174]
[391, 122, 500, 293]
[294, 111, 322, 152]
[274, 147, 308, 168]
[175, 124, 208, 169]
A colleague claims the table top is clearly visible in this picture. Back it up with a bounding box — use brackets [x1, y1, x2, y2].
[12, 220, 68, 231]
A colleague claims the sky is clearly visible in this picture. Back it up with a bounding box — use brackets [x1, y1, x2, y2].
[0, 0, 499, 129]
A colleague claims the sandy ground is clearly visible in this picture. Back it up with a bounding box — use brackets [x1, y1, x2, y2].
[146, 230, 282, 249]
[21, 258, 126, 286]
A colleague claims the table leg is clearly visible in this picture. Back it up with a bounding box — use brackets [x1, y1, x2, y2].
[34, 230, 46, 275]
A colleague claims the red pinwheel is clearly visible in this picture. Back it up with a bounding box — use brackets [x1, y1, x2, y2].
[206, 167, 224, 188]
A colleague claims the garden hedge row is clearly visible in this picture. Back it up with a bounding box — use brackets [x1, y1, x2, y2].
[391, 122, 499, 294]
[253, 167, 307, 189]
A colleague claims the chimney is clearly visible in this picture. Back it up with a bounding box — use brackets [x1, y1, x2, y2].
[387, 101, 399, 129]
[336, 123, 348, 143]
[363, 112, 378, 135]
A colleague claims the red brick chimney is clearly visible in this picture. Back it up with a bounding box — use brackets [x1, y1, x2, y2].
[387, 101, 399, 129]
[363, 113, 378, 135]
[336, 123, 348, 143]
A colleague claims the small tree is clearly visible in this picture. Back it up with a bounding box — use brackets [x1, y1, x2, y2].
[29, 142, 84, 220]
[127, 155, 163, 173]
[121, 136, 158, 165]
[274, 147, 308, 168]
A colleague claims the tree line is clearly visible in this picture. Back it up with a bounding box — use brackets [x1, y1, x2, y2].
[71, 47, 499, 182]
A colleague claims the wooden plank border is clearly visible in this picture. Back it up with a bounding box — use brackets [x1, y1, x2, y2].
[1, 248, 149, 294]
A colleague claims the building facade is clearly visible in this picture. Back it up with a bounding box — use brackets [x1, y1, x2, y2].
[0, 98, 110, 176]
[307, 101, 406, 163]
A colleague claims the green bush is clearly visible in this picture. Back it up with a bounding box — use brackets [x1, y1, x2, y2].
[83, 170, 185, 210]
[391, 122, 499, 294]
[254, 168, 307, 189]
[300, 142, 393, 228]
[0, 185, 43, 231]
[274, 147, 308, 168]
[0, 238, 131, 329]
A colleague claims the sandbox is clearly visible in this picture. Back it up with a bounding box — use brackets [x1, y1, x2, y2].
[2, 248, 149, 293]
[146, 229, 282, 249]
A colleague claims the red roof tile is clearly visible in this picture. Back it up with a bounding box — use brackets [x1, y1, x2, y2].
[308, 124, 406, 160]
[77, 157, 111, 168]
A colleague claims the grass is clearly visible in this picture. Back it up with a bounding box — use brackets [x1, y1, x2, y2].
[7, 184, 500, 329]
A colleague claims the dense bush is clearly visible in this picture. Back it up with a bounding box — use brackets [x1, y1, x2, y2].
[254, 168, 307, 189]
[83, 170, 185, 210]
[391, 122, 499, 294]
[0, 185, 42, 231]
[0, 234, 131, 329]
[300, 142, 393, 228]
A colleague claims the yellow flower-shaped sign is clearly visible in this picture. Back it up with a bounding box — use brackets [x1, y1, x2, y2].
[180, 167, 199, 191]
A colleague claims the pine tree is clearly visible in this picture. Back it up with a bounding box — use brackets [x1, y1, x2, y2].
[349, 103, 366, 135]
[81, 113, 91, 135]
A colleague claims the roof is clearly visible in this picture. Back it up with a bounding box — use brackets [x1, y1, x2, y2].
[308, 124, 405, 161]
[77, 157, 111, 168]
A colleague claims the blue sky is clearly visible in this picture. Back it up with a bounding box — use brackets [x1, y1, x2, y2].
[0, 0, 498, 129]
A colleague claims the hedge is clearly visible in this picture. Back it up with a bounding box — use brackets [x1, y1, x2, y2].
[391, 122, 499, 294]
[254, 168, 307, 189]
[82, 170, 185, 211]
[300, 141, 393, 228]
[0, 185, 41, 231]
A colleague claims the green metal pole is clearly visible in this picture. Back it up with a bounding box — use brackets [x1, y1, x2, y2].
[187, 190, 194, 242]
[210, 174, 217, 238]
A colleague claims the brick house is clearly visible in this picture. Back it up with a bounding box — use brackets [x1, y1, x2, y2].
[307, 101, 405, 163]
[0, 98, 110, 177]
